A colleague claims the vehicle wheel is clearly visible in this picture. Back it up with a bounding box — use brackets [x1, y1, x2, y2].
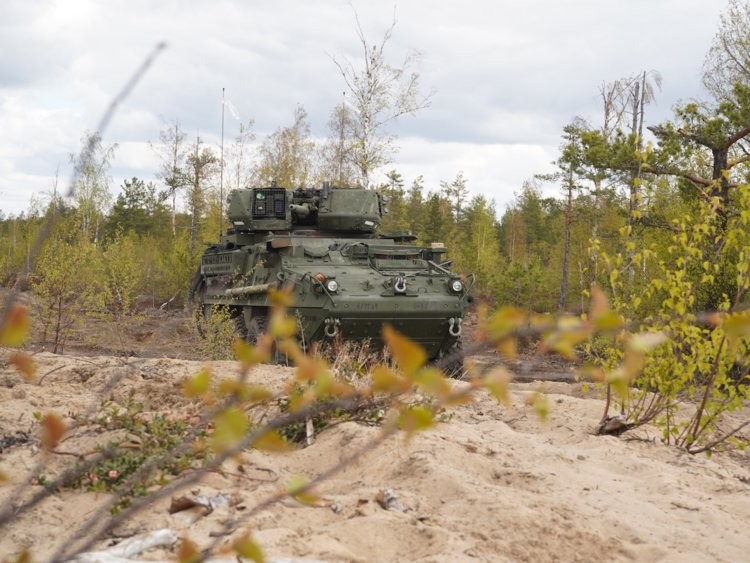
[246, 315, 286, 365]
[246, 316, 268, 347]
[232, 308, 248, 340]
[440, 339, 465, 379]
[192, 280, 208, 337]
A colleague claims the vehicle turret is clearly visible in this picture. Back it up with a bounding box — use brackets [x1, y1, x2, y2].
[225, 183, 381, 235]
[194, 183, 473, 375]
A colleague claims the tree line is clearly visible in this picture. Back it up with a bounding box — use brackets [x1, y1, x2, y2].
[3, 1, 750, 323]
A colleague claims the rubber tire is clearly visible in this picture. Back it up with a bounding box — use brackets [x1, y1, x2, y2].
[441, 339, 465, 379]
[232, 308, 248, 340]
[246, 316, 286, 365]
[246, 316, 268, 347]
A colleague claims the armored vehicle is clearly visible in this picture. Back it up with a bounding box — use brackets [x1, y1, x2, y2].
[192, 183, 473, 372]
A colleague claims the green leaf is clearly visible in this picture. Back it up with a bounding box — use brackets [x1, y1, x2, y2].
[217, 380, 273, 404]
[486, 306, 527, 340]
[252, 430, 290, 452]
[183, 368, 211, 398]
[723, 311, 750, 339]
[383, 325, 427, 376]
[529, 392, 551, 422]
[398, 405, 435, 438]
[372, 365, 412, 394]
[605, 368, 630, 400]
[244, 384, 274, 403]
[295, 356, 330, 383]
[0, 304, 29, 347]
[484, 367, 512, 406]
[288, 387, 316, 413]
[233, 339, 269, 367]
[413, 367, 451, 400]
[495, 337, 518, 359]
[593, 312, 624, 332]
[211, 408, 249, 453]
[270, 314, 297, 338]
[286, 475, 320, 506]
[268, 287, 294, 308]
[233, 533, 265, 563]
[589, 283, 609, 320]
[628, 331, 667, 353]
[542, 315, 590, 360]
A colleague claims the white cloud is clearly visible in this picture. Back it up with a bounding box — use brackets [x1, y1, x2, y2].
[391, 137, 557, 210]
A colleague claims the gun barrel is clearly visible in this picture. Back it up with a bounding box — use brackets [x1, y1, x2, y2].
[224, 283, 272, 297]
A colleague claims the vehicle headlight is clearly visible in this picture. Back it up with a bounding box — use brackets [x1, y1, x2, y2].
[450, 279, 463, 293]
[326, 279, 339, 292]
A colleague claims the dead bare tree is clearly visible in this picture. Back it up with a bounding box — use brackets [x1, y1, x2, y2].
[329, 10, 433, 188]
[703, 0, 750, 102]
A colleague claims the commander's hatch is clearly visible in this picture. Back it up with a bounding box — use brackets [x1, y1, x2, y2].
[367, 246, 426, 270]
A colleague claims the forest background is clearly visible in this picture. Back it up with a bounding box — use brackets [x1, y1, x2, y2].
[2, 1, 750, 323]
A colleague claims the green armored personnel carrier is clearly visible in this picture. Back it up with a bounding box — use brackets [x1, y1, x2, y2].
[192, 183, 473, 373]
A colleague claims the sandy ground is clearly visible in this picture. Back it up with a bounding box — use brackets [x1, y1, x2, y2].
[0, 346, 749, 563]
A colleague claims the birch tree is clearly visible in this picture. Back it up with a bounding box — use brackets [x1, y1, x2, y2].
[330, 12, 432, 187]
[185, 135, 219, 255]
[703, 0, 750, 102]
[319, 101, 358, 187]
[226, 120, 256, 191]
[152, 121, 188, 236]
[69, 131, 117, 243]
[254, 105, 315, 188]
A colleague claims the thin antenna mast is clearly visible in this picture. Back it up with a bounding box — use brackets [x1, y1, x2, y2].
[220, 87, 225, 238]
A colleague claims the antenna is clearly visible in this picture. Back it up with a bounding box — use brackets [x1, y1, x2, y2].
[219, 87, 225, 238]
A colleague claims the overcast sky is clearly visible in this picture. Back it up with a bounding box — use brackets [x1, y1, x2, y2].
[0, 0, 727, 217]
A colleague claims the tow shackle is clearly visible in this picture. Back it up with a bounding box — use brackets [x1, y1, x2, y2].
[393, 276, 407, 294]
[448, 317, 462, 337]
[324, 318, 341, 338]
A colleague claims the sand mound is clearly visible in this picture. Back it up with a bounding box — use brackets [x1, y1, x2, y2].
[1, 351, 749, 562]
